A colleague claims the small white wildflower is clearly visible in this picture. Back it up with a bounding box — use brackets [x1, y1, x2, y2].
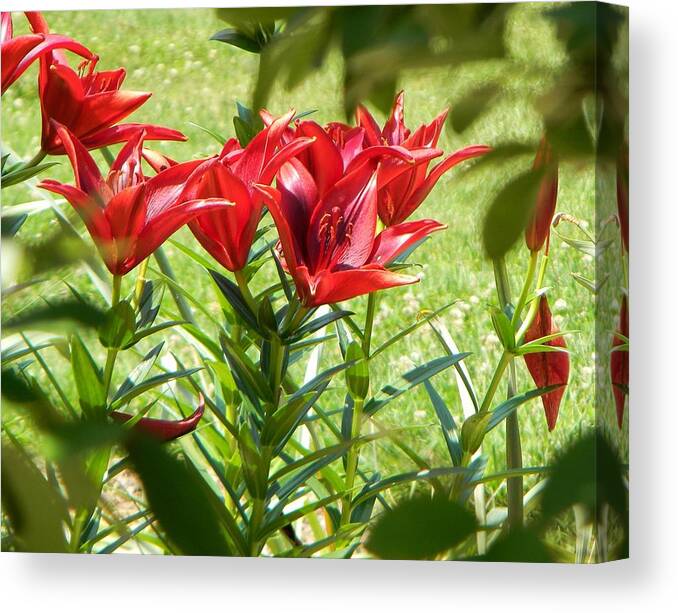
[129, 44, 141, 54]
[469, 295, 480, 305]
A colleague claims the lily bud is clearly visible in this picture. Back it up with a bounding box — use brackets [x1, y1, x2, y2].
[345, 341, 369, 401]
[461, 412, 491, 455]
[111, 395, 204, 442]
[610, 296, 629, 429]
[525, 137, 559, 252]
[523, 296, 569, 431]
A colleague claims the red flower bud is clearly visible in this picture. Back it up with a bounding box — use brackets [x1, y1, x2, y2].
[523, 295, 569, 431]
[111, 395, 205, 442]
[610, 296, 629, 429]
[525, 137, 559, 252]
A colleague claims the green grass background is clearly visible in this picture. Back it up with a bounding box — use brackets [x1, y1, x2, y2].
[1, 5, 627, 557]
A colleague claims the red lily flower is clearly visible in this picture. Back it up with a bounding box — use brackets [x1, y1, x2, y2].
[111, 395, 205, 442]
[616, 141, 629, 253]
[610, 296, 629, 429]
[38, 123, 228, 275]
[260, 110, 442, 201]
[1, 11, 95, 95]
[356, 90, 490, 226]
[256, 160, 446, 307]
[525, 136, 559, 252]
[36, 50, 185, 154]
[186, 111, 316, 272]
[523, 295, 569, 431]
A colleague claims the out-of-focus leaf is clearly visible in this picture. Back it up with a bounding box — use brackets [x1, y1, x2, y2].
[473, 527, 554, 562]
[483, 167, 546, 259]
[98, 301, 136, 349]
[366, 494, 476, 560]
[450, 83, 500, 133]
[1, 437, 69, 553]
[2, 299, 106, 331]
[126, 436, 233, 556]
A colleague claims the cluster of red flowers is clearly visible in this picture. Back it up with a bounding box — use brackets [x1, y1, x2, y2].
[3, 11, 489, 309]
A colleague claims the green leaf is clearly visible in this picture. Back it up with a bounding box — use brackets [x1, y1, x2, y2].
[187, 121, 229, 146]
[450, 83, 500, 133]
[70, 335, 106, 416]
[126, 436, 233, 556]
[489, 305, 516, 351]
[210, 269, 261, 333]
[486, 384, 563, 432]
[110, 368, 202, 410]
[211, 28, 261, 53]
[364, 354, 469, 416]
[473, 527, 554, 562]
[2, 161, 59, 188]
[366, 495, 476, 560]
[1, 437, 69, 552]
[540, 432, 628, 533]
[424, 381, 462, 466]
[98, 301, 136, 349]
[113, 342, 164, 402]
[220, 333, 273, 408]
[2, 299, 106, 331]
[483, 167, 546, 259]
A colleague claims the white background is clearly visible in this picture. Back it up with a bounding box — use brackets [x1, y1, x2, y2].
[1, 0, 676, 611]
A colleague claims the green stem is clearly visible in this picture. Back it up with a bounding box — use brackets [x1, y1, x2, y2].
[103, 275, 122, 399]
[132, 258, 149, 310]
[340, 397, 364, 526]
[511, 250, 539, 327]
[479, 351, 511, 412]
[249, 332, 287, 555]
[363, 292, 378, 357]
[234, 269, 257, 312]
[154, 247, 195, 324]
[492, 256, 523, 530]
[25, 149, 47, 168]
[515, 253, 549, 344]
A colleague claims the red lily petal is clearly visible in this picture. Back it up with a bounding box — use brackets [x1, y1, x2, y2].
[382, 90, 408, 145]
[232, 109, 295, 185]
[53, 122, 109, 201]
[523, 295, 569, 431]
[255, 184, 303, 274]
[1, 12, 13, 42]
[355, 103, 383, 147]
[276, 158, 318, 245]
[396, 144, 491, 224]
[308, 266, 419, 306]
[2, 33, 95, 94]
[142, 148, 177, 174]
[25, 12, 49, 34]
[108, 128, 146, 192]
[295, 120, 344, 197]
[610, 296, 629, 428]
[259, 135, 315, 185]
[111, 395, 205, 441]
[75, 89, 151, 140]
[403, 108, 449, 149]
[143, 157, 206, 219]
[307, 163, 379, 271]
[133, 198, 231, 274]
[38, 179, 112, 247]
[369, 219, 446, 265]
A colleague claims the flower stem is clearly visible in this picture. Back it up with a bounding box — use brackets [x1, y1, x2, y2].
[103, 274, 122, 400]
[363, 292, 378, 357]
[511, 250, 539, 327]
[492, 256, 523, 530]
[340, 397, 364, 526]
[515, 253, 549, 344]
[154, 247, 196, 325]
[25, 149, 47, 168]
[132, 258, 149, 310]
[234, 269, 257, 312]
